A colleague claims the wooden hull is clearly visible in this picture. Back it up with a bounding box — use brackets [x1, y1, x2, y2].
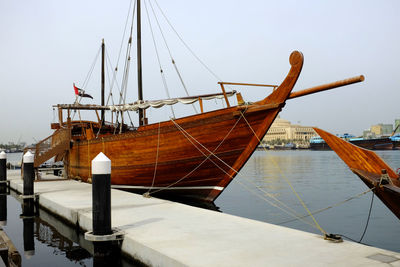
[66, 107, 277, 201]
[62, 51, 304, 202]
[349, 138, 394, 150]
[310, 138, 395, 150]
[353, 169, 400, 220]
[393, 141, 400, 150]
[314, 128, 400, 220]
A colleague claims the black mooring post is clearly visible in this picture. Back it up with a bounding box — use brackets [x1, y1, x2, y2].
[22, 199, 35, 218]
[0, 193, 6, 226]
[92, 153, 112, 236]
[23, 151, 34, 197]
[0, 151, 6, 184]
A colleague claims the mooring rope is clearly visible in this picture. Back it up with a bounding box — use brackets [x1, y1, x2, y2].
[234, 176, 327, 231]
[145, 122, 161, 196]
[358, 188, 375, 242]
[277, 187, 375, 225]
[168, 116, 326, 228]
[239, 111, 327, 236]
[136, 111, 338, 231]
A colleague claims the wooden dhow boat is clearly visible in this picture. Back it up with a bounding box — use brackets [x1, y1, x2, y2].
[314, 128, 400, 219]
[31, 2, 364, 202]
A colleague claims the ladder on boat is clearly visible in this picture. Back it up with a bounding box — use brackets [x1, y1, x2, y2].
[32, 128, 71, 168]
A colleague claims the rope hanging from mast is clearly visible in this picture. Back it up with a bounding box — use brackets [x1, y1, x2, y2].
[143, 0, 175, 118]
[147, 0, 197, 114]
[153, 0, 223, 82]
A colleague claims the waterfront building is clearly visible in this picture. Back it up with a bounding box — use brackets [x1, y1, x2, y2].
[370, 123, 393, 137]
[262, 117, 316, 145]
[363, 130, 376, 139]
[395, 119, 400, 133]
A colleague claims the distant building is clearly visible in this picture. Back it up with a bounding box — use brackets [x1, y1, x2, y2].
[395, 119, 400, 133]
[382, 124, 394, 135]
[262, 117, 316, 144]
[363, 130, 375, 139]
[370, 123, 393, 137]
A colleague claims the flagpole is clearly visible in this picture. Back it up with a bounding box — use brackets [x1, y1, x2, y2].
[101, 39, 105, 125]
[137, 0, 144, 126]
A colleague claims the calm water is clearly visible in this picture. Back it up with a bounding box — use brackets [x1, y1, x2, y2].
[216, 150, 400, 252]
[2, 153, 137, 267]
[2, 150, 400, 267]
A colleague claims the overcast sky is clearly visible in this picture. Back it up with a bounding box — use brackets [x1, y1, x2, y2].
[0, 0, 399, 144]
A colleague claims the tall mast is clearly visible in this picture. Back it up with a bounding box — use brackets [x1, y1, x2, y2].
[101, 39, 105, 124]
[137, 0, 144, 126]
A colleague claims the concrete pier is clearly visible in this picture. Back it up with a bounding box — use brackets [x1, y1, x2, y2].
[6, 170, 400, 266]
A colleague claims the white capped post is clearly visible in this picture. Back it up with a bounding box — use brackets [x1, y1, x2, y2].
[92, 152, 111, 175]
[23, 150, 35, 197]
[23, 151, 34, 164]
[0, 151, 6, 183]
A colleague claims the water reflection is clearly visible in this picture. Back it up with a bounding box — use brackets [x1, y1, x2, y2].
[29, 202, 134, 266]
[23, 217, 35, 258]
[93, 242, 123, 267]
[2, 189, 137, 267]
[0, 186, 6, 226]
[216, 150, 400, 252]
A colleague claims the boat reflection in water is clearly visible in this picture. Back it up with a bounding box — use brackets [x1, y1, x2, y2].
[0, 185, 6, 226]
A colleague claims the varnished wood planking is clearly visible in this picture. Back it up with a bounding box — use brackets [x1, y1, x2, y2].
[314, 128, 400, 220]
[313, 128, 397, 178]
[65, 51, 304, 202]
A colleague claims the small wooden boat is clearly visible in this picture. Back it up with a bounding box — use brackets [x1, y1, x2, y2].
[314, 128, 400, 219]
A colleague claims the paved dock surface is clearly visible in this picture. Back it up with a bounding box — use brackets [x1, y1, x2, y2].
[6, 170, 400, 266]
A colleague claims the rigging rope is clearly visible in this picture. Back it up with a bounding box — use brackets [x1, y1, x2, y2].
[116, 0, 135, 75]
[147, 114, 243, 194]
[143, 0, 175, 118]
[153, 0, 223, 82]
[147, 0, 197, 113]
[118, 0, 137, 123]
[106, 50, 134, 129]
[82, 46, 102, 89]
[72, 45, 102, 121]
[106, 0, 137, 110]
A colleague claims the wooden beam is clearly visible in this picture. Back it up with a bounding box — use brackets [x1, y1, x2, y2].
[288, 75, 364, 99]
[218, 81, 278, 88]
[219, 83, 230, 107]
[199, 97, 204, 113]
[58, 108, 63, 127]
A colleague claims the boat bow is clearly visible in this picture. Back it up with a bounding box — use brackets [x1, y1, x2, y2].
[314, 127, 400, 219]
